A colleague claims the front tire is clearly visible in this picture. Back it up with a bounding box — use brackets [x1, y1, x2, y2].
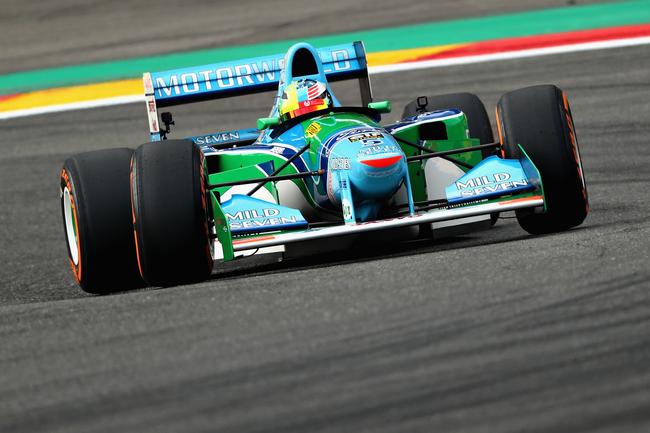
[60, 148, 144, 294]
[131, 139, 213, 287]
[497, 85, 589, 234]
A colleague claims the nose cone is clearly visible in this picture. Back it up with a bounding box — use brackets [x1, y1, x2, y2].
[351, 147, 405, 200]
[325, 127, 406, 217]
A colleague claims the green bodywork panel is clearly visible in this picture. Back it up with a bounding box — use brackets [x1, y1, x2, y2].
[391, 112, 482, 202]
[367, 100, 391, 113]
[206, 146, 317, 208]
[209, 191, 234, 261]
[208, 164, 279, 202]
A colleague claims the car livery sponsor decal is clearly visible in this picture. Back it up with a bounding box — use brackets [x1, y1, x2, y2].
[153, 60, 285, 97]
[445, 156, 534, 203]
[348, 131, 384, 144]
[305, 122, 321, 137]
[151, 44, 360, 101]
[193, 131, 241, 145]
[357, 143, 400, 157]
[454, 172, 529, 198]
[226, 208, 298, 230]
[329, 157, 350, 170]
[221, 194, 307, 234]
[190, 128, 259, 146]
[321, 127, 385, 158]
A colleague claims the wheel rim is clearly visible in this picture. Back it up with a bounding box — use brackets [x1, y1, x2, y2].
[62, 186, 80, 265]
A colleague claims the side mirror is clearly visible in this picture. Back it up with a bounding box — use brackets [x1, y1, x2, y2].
[368, 100, 391, 114]
[257, 116, 280, 130]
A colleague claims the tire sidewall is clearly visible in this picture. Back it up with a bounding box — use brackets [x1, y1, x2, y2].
[60, 163, 87, 286]
[60, 148, 143, 293]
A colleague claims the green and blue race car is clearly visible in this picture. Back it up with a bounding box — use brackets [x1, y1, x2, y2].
[60, 41, 588, 293]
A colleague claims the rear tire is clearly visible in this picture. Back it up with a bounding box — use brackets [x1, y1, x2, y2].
[496, 85, 589, 234]
[402, 92, 494, 151]
[131, 139, 213, 287]
[60, 148, 144, 294]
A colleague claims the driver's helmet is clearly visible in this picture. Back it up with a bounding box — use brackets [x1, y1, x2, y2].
[278, 78, 331, 121]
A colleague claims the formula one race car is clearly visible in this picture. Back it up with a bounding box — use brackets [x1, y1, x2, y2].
[60, 41, 589, 293]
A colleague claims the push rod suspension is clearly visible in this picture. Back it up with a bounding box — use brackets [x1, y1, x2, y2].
[405, 142, 500, 162]
[393, 136, 498, 168]
[247, 142, 312, 196]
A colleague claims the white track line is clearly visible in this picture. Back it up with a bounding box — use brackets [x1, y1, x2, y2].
[0, 94, 143, 120]
[1, 35, 649, 121]
[369, 35, 650, 74]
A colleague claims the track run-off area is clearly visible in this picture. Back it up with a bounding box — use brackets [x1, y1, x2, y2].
[0, 1, 649, 432]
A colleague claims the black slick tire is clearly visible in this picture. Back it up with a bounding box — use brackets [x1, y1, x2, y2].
[130, 139, 213, 287]
[60, 148, 144, 294]
[496, 85, 589, 234]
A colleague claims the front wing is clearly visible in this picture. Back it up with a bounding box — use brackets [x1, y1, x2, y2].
[228, 194, 543, 252]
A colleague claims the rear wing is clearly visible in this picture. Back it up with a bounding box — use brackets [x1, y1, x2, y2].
[143, 41, 371, 141]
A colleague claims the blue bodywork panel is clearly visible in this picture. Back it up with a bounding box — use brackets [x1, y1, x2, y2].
[150, 42, 367, 107]
[317, 125, 408, 220]
[221, 194, 308, 234]
[445, 156, 534, 203]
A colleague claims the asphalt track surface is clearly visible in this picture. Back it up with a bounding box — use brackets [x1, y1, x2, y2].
[1, 2, 650, 433]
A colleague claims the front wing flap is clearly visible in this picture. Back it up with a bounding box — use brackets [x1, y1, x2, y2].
[225, 194, 543, 253]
